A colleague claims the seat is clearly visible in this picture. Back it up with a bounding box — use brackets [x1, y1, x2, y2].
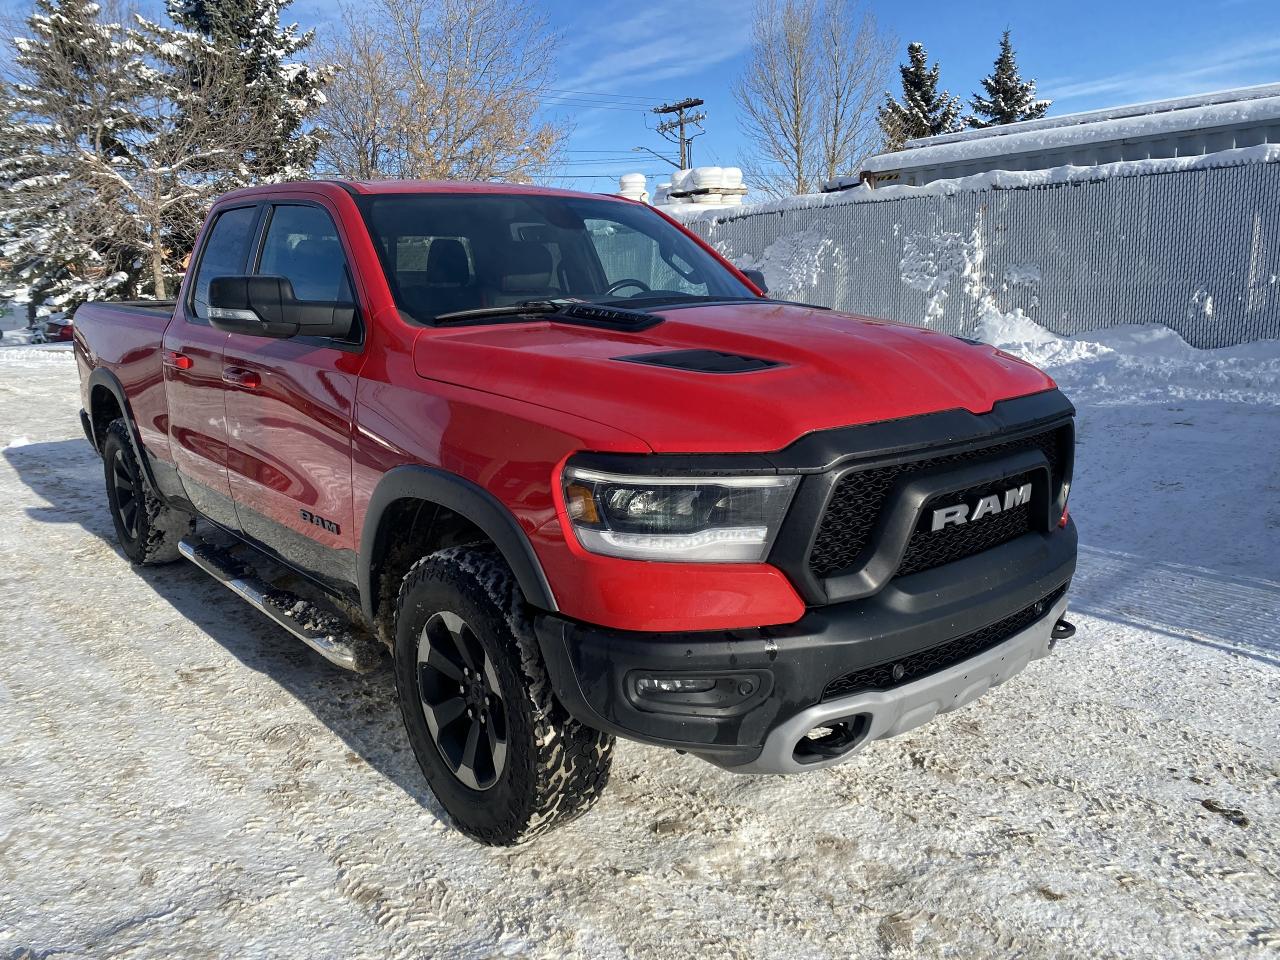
[425, 238, 471, 286]
[402, 238, 477, 318]
[491, 243, 560, 305]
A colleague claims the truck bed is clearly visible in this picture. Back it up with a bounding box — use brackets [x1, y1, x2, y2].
[74, 299, 179, 465]
[77, 300, 177, 320]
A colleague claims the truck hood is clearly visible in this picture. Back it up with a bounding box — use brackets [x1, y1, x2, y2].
[412, 301, 1056, 453]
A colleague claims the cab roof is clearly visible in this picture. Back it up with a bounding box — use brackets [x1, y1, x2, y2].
[216, 179, 627, 205]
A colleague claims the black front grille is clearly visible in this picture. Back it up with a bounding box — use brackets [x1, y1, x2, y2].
[821, 584, 1068, 702]
[808, 425, 1067, 579]
[896, 470, 1036, 576]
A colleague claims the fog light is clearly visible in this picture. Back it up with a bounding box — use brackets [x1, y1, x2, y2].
[636, 676, 717, 696]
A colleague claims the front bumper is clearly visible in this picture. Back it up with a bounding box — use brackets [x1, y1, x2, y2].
[731, 589, 1069, 773]
[535, 520, 1076, 773]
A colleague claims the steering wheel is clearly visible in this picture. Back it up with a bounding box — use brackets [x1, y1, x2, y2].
[604, 278, 651, 296]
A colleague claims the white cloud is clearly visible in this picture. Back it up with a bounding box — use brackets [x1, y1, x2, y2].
[1046, 36, 1280, 106]
[555, 0, 752, 95]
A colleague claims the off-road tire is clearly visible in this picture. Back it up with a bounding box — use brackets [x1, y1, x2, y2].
[394, 544, 614, 845]
[102, 419, 193, 565]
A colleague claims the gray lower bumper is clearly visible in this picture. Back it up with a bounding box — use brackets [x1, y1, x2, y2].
[723, 592, 1070, 774]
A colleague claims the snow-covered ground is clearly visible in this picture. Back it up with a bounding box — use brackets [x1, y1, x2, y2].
[1, 329, 1278, 959]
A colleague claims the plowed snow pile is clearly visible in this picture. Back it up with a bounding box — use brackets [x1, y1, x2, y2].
[1, 329, 1277, 960]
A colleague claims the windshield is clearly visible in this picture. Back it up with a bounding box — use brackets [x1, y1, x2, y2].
[359, 192, 756, 322]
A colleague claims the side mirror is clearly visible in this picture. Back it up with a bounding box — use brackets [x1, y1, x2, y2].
[207, 275, 355, 340]
[741, 268, 769, 295]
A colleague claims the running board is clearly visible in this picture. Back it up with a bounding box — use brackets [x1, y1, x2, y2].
[178, 538, 380, 673]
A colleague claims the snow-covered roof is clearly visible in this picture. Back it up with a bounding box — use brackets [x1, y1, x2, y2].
[904, 81, 1280, 150]
[860, 83, 1280, 177]
[680, 145, 1280, 222]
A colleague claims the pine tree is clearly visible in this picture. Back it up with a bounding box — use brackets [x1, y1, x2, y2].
[968, 30, 1051, 128]
[0, 0, 141, 318]
[877, 42, 963, 150]
[0, 0, 308, 313]
[159, 0, 326, 181]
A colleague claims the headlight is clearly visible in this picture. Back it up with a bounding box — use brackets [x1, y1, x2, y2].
[562, 467, 798, 562]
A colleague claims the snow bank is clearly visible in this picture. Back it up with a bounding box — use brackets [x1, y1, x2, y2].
[981, 313, 1280, 406]
[0, 342, 74, 361]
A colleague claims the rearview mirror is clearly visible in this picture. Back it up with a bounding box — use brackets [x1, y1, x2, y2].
[207, 275, 355, 340]
[741, 268, 769, 295]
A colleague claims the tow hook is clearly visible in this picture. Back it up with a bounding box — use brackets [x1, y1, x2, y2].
[1050, 617, 1077, 649]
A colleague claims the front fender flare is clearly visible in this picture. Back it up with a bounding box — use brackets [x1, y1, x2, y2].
[358, 465, 559, 624]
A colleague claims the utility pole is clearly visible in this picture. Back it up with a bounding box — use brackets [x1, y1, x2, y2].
[652, 98, 706, 169]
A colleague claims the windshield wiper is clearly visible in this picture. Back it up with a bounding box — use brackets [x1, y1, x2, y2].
[598, 293, 761, 308]
[433, 300, 561, 323]
[433, 299, 660, 330]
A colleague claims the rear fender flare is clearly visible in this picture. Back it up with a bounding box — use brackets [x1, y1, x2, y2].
[358, 465, 559, 623]
[86, 366, 159, 490]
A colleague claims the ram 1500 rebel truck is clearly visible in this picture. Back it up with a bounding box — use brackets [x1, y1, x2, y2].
[75, 180, 1077, 845]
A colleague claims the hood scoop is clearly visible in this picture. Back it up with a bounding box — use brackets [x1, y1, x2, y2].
[617, 348, 784, 374]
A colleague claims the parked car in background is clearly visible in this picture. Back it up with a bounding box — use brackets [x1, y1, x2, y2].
[34, 315, 75, 343]
[0, 312, 75, 344]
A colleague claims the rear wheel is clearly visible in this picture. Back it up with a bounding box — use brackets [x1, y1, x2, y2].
[101, 420, 193, 565]
[394, 544, 614, 845]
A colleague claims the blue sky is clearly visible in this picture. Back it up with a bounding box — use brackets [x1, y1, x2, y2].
[5, 0, 1280, 190]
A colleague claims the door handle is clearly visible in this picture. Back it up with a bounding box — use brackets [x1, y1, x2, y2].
[222, 366, 262, 389]
[163, 349, 193, 370]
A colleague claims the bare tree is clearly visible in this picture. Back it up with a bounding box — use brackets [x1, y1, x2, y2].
[316, 0, 566, 181]
[735, 0, 818, 198]
[80, 46, 278, 297]
[735, 0, 893, 197]
[817, 0, 894, 184]
[315, 4, 404, 179]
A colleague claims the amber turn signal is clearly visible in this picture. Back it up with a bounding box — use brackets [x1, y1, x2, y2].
[564, 482, 601, 524]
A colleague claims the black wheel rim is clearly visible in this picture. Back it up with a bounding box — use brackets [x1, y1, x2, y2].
[417, 611, 508, 791]
[112, 448, 141, 541]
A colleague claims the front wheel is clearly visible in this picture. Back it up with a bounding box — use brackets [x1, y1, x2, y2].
[394, 544, 614, 845]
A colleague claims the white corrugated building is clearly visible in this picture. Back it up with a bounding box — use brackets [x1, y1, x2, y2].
[847, 82, 1280, 189]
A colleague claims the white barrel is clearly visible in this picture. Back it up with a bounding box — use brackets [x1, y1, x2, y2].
[722, 167, 743, 189]
[670, 169, 693, 192]
[691, 166, 724, 190]
[619, 172, 646, 192]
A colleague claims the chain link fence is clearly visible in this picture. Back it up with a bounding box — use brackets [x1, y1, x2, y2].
[677, 157, 1280, 348]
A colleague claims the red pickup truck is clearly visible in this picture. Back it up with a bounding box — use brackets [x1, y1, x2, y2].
[74, 180, 1077, 845]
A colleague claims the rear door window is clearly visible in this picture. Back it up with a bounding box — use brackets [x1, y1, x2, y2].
[189, 205, 258, 322]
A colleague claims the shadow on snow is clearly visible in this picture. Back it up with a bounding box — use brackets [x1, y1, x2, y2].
[3, 437, 450, 826]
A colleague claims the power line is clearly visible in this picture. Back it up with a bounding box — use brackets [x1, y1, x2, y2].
[541, 87, 655, 103]
[632, 145, 679, 169]
[536, 154, 661, 162]
[539, 99, 652, 114]
[543, 174, 666, 180]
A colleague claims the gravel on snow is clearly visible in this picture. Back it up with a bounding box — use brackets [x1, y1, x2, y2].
[0, 333, 1277, 959]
